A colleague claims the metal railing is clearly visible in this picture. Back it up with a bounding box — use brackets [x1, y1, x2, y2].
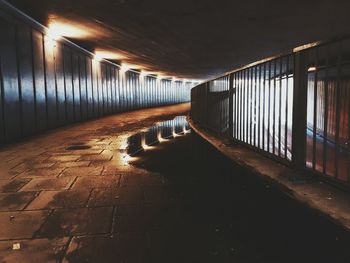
[191, 37, 350, 187]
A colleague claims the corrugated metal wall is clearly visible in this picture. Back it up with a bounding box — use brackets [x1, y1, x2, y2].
[0, 2, 194, 146]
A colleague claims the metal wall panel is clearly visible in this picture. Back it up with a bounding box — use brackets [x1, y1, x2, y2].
[55, 43, 66, 126]
[91, 59, 99, 117]
[113, 68, 118, 113]
[63, 46, 74, 123]
[44, 36, 58, 128]
[100, 63, 106, 114]
[32, 30, 47, 131]
[16, 22, 35, 136]
[72, 53, 81, 121]
[97, 63, 103, 116]
[79, 55, 87, 120]
[107, 65, 112, 113]
[86, 57, 93, 118]
[0, 55, 4, 144]
[0, 14, 21, 141]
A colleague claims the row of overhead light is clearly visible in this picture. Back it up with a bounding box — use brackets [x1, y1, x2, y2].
[47, 21, 198, 82]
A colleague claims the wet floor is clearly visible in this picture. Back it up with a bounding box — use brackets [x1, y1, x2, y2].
[126, 116, 350, 263]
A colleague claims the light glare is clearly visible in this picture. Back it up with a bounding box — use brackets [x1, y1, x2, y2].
[48, 22, 90, 40]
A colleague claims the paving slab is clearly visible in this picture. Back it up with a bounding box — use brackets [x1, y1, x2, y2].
[0, 237, 69, 263]
[37, 207, 114, 237]
[78, 154, 113, 162]
[0, 179, 31, 192]
[60, 167, 103, 177]
[51, 161, 91, 169]
[88, 186, 144, 207]
[48, 155, 81, 163]
[26, 189, 91, 210]
[0, 210, 50, 240]
[20, 177, 76, 191]
[16, 168, 64, 178]
[72, 176, 121, 190]
[0, 192, 38, 211]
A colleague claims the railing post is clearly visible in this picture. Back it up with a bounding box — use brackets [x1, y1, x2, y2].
[205, 82, 209, 128]
[292, 51, 308, 170]
[229, 73, 234, 137]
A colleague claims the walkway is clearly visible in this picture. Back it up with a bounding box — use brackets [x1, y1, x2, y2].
[0, 104, 189, 262]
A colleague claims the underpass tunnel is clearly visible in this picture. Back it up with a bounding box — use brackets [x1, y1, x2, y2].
[1, 0, 350, 262]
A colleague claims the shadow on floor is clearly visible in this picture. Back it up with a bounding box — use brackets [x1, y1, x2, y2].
[127, 123, 350, 263]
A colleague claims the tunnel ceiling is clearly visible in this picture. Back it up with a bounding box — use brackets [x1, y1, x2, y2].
[7, 0, 350, 80]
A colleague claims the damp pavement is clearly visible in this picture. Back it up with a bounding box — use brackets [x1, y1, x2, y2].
[0, 103, 350, 262]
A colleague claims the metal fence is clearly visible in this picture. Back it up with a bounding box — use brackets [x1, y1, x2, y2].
[191, 37, 350, 187]
[0, 1, 195, 146]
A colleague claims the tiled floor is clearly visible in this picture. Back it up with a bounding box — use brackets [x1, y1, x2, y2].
[0, 103, 190, 263]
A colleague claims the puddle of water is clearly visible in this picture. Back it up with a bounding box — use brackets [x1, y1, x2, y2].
[126, 116, 190, 156]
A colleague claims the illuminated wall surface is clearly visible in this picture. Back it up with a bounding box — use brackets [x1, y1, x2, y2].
[0, 2, 195, 145]
[191, 39, 350, 186]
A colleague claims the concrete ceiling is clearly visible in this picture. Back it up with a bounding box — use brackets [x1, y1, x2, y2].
[7, 0, 350, 80]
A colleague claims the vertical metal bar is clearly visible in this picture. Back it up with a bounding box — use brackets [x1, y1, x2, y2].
[234, 73, 237, 138]
[292, 51, 308, 170]
[312, 49, 319, 170]
[273, 59, 277, 155]
[249, 67, 253, 145]
[267, 62, 271, 153]
[284, 55, 289, 158]
[322, 46, 330, 175]
[278, 57, 283, 157]
[242, 70, 245, 142]
[254, 66, 257, 147]
[334, 41, 342, 179]
[246, 69, 249, 143]
[239, 72, 242, 140]
[235, 73, 238, 139]
[229, 73, 233, 137]
[258, 65, 261, 149]
[262, 63, 266, 151]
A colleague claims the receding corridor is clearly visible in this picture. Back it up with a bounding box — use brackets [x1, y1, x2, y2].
[1, 0, 350, 262]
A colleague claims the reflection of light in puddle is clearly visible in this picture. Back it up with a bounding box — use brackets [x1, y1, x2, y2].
[183, 126, 191, 134]
[141, 134, 156, 150]
[157, 131, 169, 142]
[124, 116, 191, 165]
[122, 154, 139, 165]
[172, 131, 180, 138]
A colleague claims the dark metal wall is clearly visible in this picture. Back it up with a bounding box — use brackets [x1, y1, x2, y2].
[0, 3, 194, 146]
[191, 37, 350, 188]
